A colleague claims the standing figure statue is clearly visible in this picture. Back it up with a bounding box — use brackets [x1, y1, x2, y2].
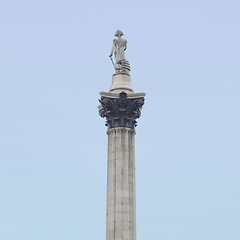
[109, 30, 130, 75]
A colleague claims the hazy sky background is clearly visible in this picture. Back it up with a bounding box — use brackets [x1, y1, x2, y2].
[0, 0, 239, 239]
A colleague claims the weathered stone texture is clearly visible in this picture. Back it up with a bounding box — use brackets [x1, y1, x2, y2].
[106, 128, 136, 240]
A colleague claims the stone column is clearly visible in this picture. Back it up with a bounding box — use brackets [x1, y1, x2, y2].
[106, 127, 136, 240]
[99, 78, 145, 240]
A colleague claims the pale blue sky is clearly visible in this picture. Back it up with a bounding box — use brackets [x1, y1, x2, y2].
[0, 0, 239, 239]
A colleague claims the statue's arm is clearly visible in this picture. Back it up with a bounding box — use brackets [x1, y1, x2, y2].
[124, 40, 127, 51]
[109, 40, 115, 57]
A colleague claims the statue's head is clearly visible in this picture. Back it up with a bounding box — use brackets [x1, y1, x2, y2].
[114, 30, 124, 37]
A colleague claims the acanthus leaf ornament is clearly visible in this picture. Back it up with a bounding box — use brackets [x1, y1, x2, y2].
[99, 92, 145, 129]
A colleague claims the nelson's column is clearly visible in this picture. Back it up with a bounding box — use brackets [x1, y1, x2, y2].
[98, 30, 145, 240]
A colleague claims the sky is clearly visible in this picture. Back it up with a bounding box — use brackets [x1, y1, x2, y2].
[0, 0, 239, 239]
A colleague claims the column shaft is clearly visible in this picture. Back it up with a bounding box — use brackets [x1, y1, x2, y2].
[106, 127, 136, 240]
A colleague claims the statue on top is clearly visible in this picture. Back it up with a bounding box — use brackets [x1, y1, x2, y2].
[109, 30, 130, 76]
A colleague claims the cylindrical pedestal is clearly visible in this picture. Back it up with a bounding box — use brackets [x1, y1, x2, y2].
[110, 74, 134, 94]
[106, 127, 136, 240]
